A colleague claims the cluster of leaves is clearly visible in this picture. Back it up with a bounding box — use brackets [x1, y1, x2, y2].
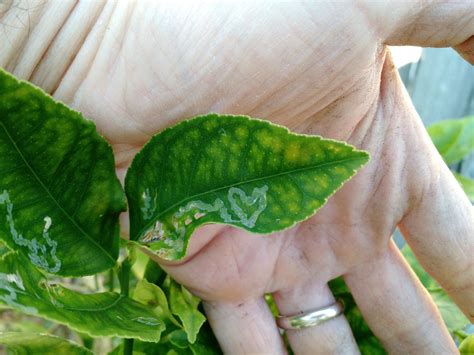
[0, 68, 370, 354]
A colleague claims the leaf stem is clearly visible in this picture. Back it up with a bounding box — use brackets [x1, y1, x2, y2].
[120, 258, 133, 355]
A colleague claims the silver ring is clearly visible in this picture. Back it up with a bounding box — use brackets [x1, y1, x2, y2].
[276, 300, 344, 330]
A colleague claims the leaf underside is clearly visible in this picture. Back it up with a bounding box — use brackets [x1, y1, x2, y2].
[0, 68, 126, 276]
[0, 252, 164, 342]
[125, 114, 369, 260]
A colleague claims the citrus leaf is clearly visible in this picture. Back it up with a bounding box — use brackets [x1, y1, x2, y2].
[133, 279, 180, 327]
[169, 280, 206, 344]
[168, 330, 190, 349]
[0, 332, 92, 355]
[125, 114, 369, 260]
[427, 116, 474, 164]
[459, 335, 474, 354]
[0, 252, 164, 342]
[0, 68, 126, 276]
[454, 172, 474, 202]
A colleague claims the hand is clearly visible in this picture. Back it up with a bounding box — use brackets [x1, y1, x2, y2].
[3, 1, 473, 353]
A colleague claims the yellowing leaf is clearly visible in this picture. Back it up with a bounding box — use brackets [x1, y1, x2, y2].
[0, 68, 126, 276]
[126, 114, 369, 260]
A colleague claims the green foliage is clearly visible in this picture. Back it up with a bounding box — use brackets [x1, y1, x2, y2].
[169, 280, 206, 344]
[427, 116, 474, 203]
[401, 246, 470, 333]
[0, 252, 164, 342]
[0, 332, 92, 355]
[126, 114, 369, 260]
[427, 116, 474, 164]
[454, 172, 474, 202]
[459, 335, 474, 354]
[132, 277, 221, 355]
[0, 68, 126, 277]
[133, 279, 180, 327]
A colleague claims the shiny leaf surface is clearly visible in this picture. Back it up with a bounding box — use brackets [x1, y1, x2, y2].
[0, 252, 164, 342]
[0, 69, 126, 276]
[126, 114, 369, 260]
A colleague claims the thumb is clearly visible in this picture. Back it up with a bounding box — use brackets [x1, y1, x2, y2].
[370, 1, 474, 63]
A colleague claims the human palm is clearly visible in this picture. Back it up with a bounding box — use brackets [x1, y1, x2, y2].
[8, 2, 473, 353]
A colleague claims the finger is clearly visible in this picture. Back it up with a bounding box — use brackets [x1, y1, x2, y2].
[399, 151, 474, 319]
[274, 282, 359, 354]
[365, 1, 474, 49]
[393, 90, 474, 320]
[345, 241, 456, 353]
[203, 297, 286, 354]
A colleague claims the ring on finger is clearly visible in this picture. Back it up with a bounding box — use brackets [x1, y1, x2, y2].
[276, 300, 344, 330]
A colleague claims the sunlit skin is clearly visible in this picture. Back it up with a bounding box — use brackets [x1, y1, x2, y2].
[2, 1, 473, 353]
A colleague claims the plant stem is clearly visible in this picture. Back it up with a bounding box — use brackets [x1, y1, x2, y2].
[120, 258, 133, 355]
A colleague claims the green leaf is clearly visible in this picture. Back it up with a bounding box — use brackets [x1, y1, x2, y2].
[0, 252, 164, 342]
[0, 332, 92, 355]
[168, 330, 190, 349]
[454, 172, 474, 202]
[120, 322, 222, 355]
[401, 245, 469, 332]
[169, 280, 206, 344]
[427, 116, 474, 164]
[0, 68, 126, 276]
[188, 321, 222, 355]
[125, 114, 369, 260]
[459, 335, 474, 354]
[133, 279, 180, 326]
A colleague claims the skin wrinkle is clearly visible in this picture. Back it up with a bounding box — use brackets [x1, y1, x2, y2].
[11, 0, 77, 79]
[3, 2, 474, 352]
[53, 1, 117, 103]
[31, 0, 106, 93]
[28, 0, 80, 88]
[0, 1, 14, 17]
[1, 0, 45, 69]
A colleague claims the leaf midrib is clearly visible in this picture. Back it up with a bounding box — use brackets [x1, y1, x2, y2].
[0, 121, 115, 265]
[141, 154, 366, 236]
